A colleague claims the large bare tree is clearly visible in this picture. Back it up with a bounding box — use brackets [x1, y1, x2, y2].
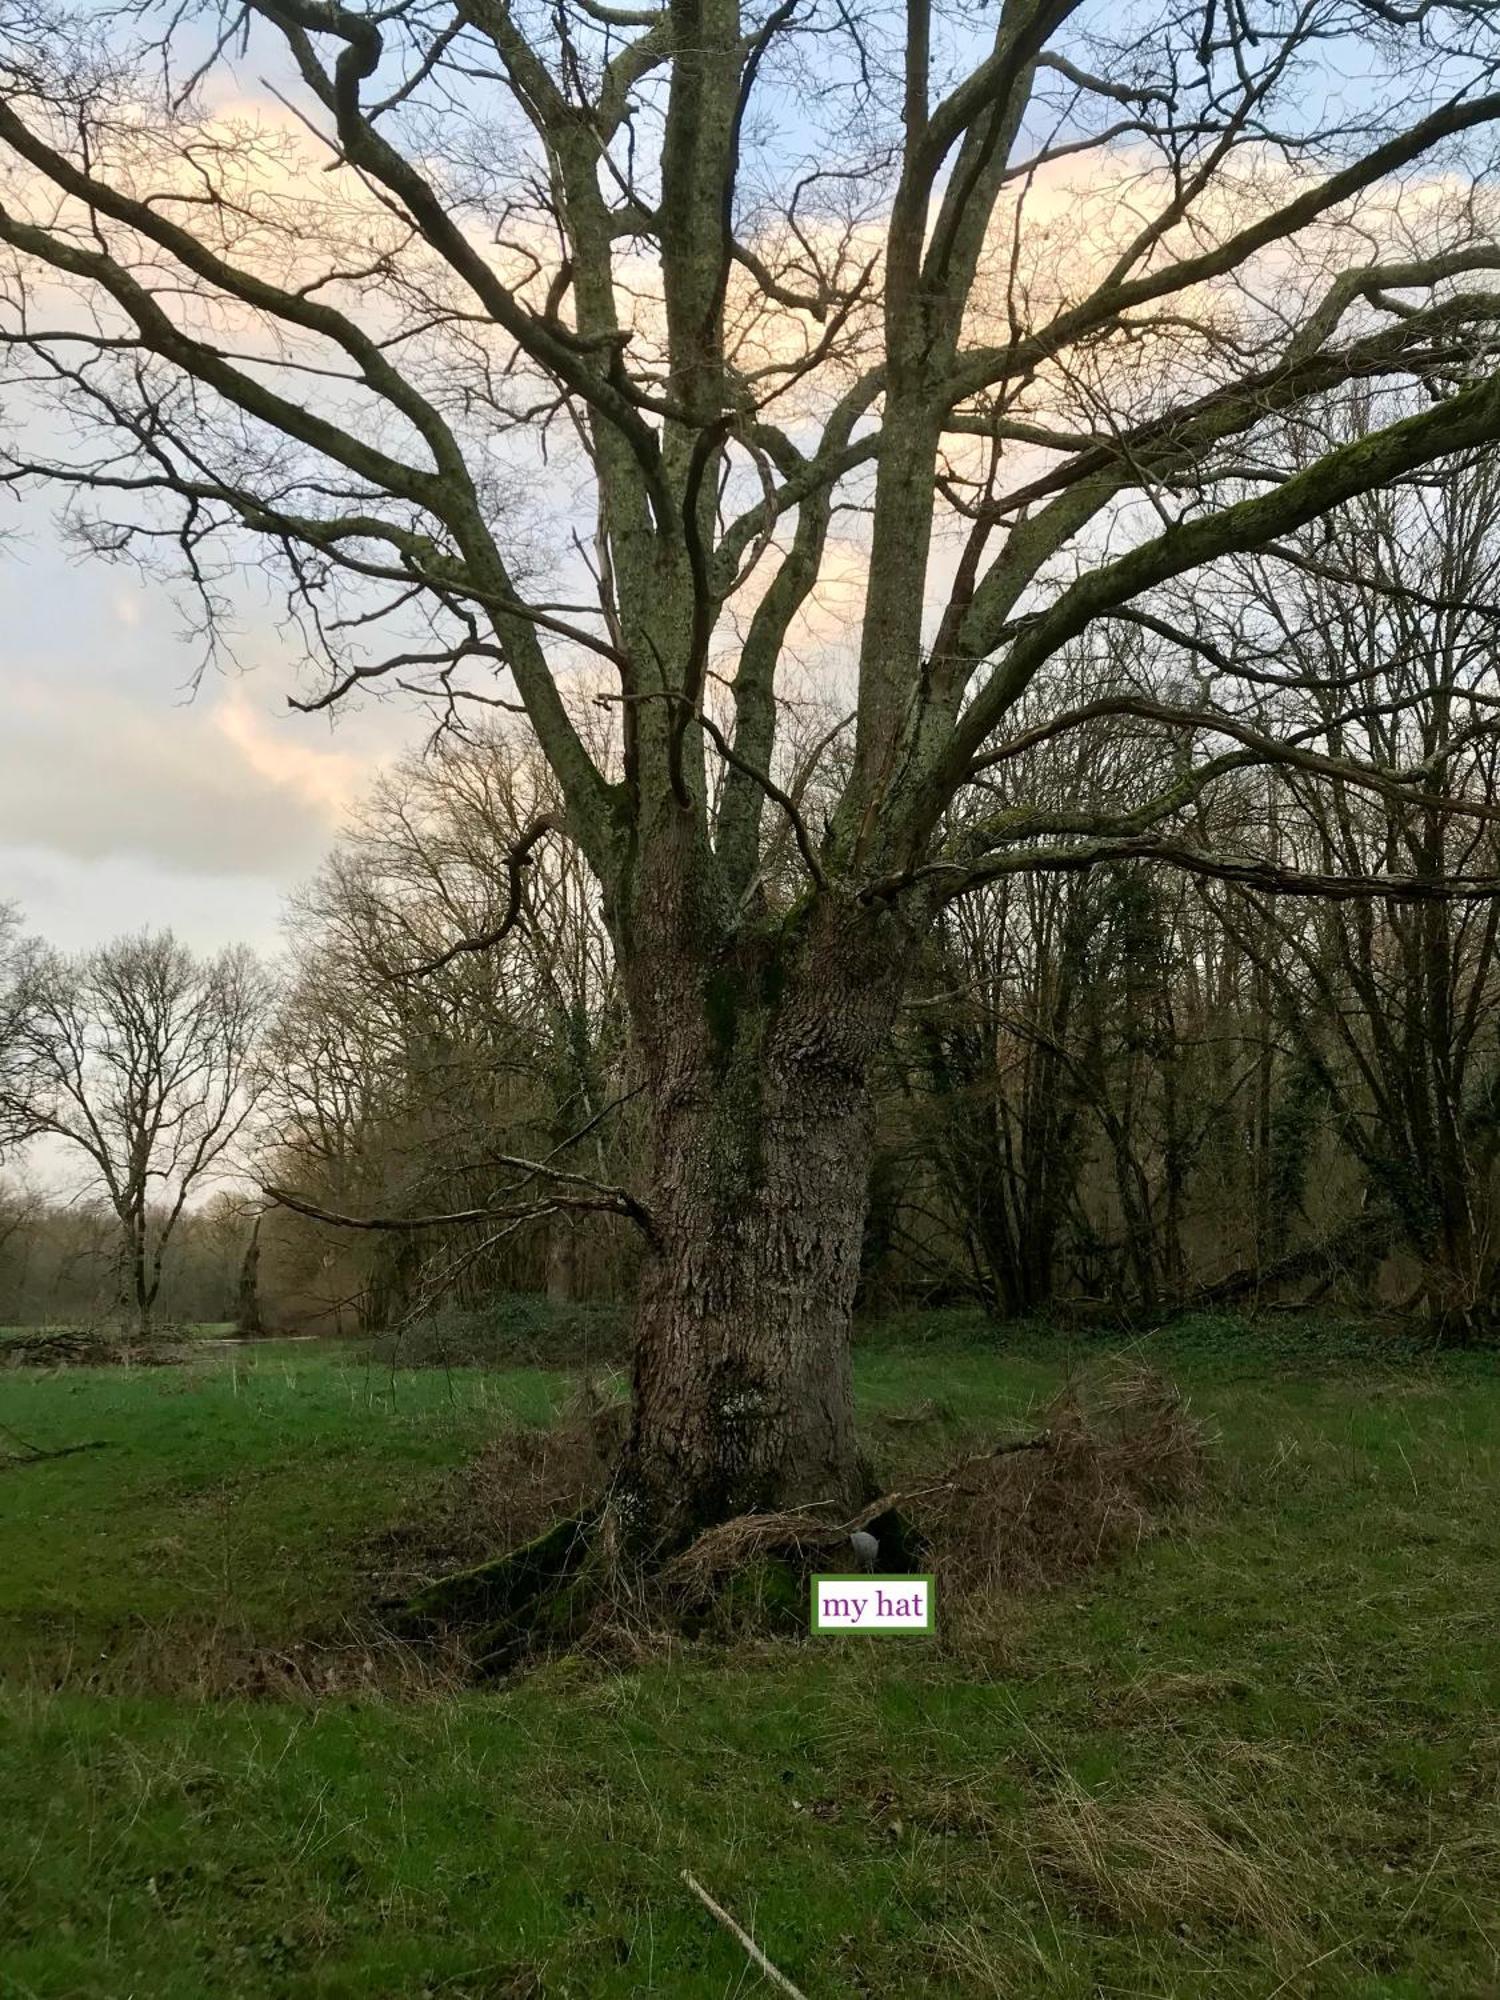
[8, 0, 1500, 1534]
[3, 932, 272, 1334]
[1199, 434, 1500, 1335]
[261, 728, 630, 1327]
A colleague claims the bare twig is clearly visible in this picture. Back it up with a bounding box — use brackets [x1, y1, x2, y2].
[261, 1179, 655, 1236]
[396, 813, 560, 979]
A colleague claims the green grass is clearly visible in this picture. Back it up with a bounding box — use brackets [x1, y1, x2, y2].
[0, 1342, 576, 1680]
[1, 1323, 1498, 1996]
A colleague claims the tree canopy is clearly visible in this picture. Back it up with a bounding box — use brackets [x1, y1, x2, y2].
[5, 0, 1500, 917]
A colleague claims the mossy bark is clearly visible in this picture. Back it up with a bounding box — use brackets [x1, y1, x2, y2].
[613, 865, 912, 1547]
[401, 1514, 593, 1631]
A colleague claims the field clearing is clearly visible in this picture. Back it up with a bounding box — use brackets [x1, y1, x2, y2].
[1, 1320, 1497, 1998]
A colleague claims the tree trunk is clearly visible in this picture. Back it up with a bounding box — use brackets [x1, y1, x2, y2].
[1420, 1192, 1488, 1343]
[615, 886, 910, 1546]
[545, 1217, 577, 1303]
[235, 1216, 265, 1337]
[120, 1210, 153, 1339]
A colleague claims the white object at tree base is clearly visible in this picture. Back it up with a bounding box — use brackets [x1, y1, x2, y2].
[812, 1575, 934, 1630]
[680, 1870, 810, 1999]
[849, 1528, 880, 1570]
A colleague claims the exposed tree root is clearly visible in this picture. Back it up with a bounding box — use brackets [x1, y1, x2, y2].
[394, 1512, 596, 1671]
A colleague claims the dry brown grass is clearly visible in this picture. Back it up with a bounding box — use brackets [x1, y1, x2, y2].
[1032, 1778, 1301, 1945]
[1110, 1669, 1255, 1720]
[12, 1607, 474, 1702]
[662, 1509, 845, 1593]
[464, 1375, 626, 1550]
[921, 1363, 1209, 1609]
[369, 1374, 626, 1599]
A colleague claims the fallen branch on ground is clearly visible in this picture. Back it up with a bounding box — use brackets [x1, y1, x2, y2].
[0, 1421, 110, 1468]
[681, 1870, 810, 2000]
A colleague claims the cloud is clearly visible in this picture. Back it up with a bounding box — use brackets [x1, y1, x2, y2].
[0, 672, 370, 877]
[212, 691, 368, 822]
[0, 843, 291, 957]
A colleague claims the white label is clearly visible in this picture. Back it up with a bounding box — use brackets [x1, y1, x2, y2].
[811, 1576, 934, 1631]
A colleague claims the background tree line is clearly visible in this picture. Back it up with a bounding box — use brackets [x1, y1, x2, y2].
[5, 434, 1500, 1343]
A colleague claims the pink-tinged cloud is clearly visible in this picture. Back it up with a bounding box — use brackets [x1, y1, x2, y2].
[0, 674, 378, 876]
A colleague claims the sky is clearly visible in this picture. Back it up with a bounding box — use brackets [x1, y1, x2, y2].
[0, 4, 1472, 971]
[0, 501, 418, 962]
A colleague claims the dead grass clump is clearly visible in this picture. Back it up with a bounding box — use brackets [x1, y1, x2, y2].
[465, 1376, 626, 1554]
[1110, 1669, 1253, 1721]
[919, 1363, 1207, 1603]
[663, 1510, 843, 1595]
[1032, 1780, 1299, 1945]
[225, 1623, 474, 1702]
[369, 1375, 626, 1599]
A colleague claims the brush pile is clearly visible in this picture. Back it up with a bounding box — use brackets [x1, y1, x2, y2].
[921, 1363, 1209, 1604]
[666, 1362, 1208, 1619]
[0, 1324, 188, 1369]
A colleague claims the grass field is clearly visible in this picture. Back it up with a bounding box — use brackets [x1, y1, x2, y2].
[1, 1318, 1497, 1997]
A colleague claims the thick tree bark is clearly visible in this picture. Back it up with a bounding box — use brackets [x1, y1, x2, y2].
[615, 874, 911, 1546]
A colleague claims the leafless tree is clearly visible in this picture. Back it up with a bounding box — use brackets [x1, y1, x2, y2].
[9, 0, 1500, 1530]
[0, 903, 32, 1154]
[259, 728, 632, 1326]
[1196, 437, 1500, 1335]
[0, 1175, 45, 1309]
[3, 932, 273, 1334]
[889, 669, 1276, 1317]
